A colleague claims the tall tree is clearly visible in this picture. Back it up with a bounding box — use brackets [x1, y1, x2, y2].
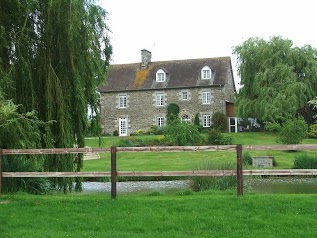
[0, 0, 112, 191]
[233, 36, 317, 124]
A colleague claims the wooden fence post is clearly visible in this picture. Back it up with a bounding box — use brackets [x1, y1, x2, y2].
[236, 144, 243, 196]
[0, 150, 2, 195]
[111, 146, 117, 199]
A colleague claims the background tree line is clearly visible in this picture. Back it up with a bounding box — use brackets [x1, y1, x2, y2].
[233, 36, 317, 143]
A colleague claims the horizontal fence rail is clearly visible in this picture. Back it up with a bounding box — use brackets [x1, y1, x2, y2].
[4, 169, 317, 178]
[2, 148, 110, 155]
[1, 144, 317, 198]
[242, 144, 317, 151]
[1, 144, 317, 155]
[2, 172, 111, 178]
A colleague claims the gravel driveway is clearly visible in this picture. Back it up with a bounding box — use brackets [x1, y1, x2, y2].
[82, 180, 191, 193]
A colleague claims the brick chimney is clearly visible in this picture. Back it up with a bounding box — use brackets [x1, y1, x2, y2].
[141, 49, 151, 69]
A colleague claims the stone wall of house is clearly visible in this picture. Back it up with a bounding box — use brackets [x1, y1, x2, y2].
[100, 86, 227, 136]
[224, 69, 235, 103]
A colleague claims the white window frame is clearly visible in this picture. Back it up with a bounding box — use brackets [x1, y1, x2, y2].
[119, 118, 128, 136]
[156, 93, 164, 106]
[202, 91, 211, 104]
[182, 91, 188, 100]
[156, 69, 166, 82]
[156, 117, 165, 127]
[201, 66, 212, 80]
[119, 95, 127, 108]
[203, 115, 211, 127]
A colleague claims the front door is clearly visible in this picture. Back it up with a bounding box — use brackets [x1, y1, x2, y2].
[119, 118, 128, 136]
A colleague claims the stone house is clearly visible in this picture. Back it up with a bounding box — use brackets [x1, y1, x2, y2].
[98, 50, 236, 136]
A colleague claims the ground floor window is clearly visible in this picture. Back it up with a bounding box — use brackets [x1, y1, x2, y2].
[119, 118, 128, 136]
[203, 115, 211, 127]
[181, 114, 191, 123]
[156, 116, 165, 127]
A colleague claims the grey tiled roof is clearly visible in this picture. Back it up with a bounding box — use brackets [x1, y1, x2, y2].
[99, 56, 233, 92]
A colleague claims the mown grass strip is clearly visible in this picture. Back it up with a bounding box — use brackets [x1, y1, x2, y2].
[1, 191, 317, 237]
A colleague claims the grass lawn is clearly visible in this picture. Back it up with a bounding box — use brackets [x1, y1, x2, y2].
[83, 132, 317, 172]
[1, 191, 317, 237]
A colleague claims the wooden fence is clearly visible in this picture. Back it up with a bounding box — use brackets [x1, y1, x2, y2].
[1, 144, 317, 198]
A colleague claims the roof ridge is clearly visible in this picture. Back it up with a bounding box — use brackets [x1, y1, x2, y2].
[110, 56, 231, 66]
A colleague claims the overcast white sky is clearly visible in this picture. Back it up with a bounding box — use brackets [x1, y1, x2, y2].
[99, 0, 317, 88]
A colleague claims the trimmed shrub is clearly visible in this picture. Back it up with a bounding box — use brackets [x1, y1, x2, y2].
[212, 112, 227, 132]
[207, 129, 234, 145]
[164, 119, 204, 146]
[307, 124, 317, 138]
[113, 130, 119, 136]
[277, 117, 308, 144]
[194, 113, 200, 126]
[194, 113, 203, 132]
[167, 103, 180, 122]
[117, 136, 165, 147]
[135, 129, 144, 135]
[148, 125, 164, 135]
[293, 154, 317, 169]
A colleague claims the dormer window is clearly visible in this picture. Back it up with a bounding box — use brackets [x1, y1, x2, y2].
[156, 69, 166, 82]
[201, 66, 212, 80]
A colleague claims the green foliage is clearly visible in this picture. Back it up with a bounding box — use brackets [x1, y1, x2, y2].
[86, 114, 102, 137]
[308, 96, 317, 122]
[0, 97, 53, 193]
[297, 104, 315, 126]
[212, 112, 227, 132]
[307, 124, 317, 138]
[193, 113, 204, 132]
[293, 154, 317, 169]
[0, 0, 112, 192]
[113, 130, 119, 136]
[164, 119, 204, 146]
[207, 129, 234, 145]
[1, 154, 53, 194]
[0, 99, 42, 149]
[277, 117, 308, 144]
[233, 36, 317, 124]
[148, 125, 164, 135]
[118, 136, 165, 147]
[194, 113, 200, 126]
[191, 162, 236, 191]
[135, 129, 144, 135]
[243, 151, 253, 165]
[166, 103, 180, 122]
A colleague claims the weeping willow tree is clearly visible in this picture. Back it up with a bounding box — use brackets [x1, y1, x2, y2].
[0, 0, 112, 192]
[233, 36, 317, 124]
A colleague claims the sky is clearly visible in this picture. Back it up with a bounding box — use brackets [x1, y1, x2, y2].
[99, 0, 317, 88]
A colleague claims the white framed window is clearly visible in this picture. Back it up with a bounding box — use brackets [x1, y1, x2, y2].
[156, 93, 164, 106]
[202, 91, 211, 104]
[119, 95, 127, 108]
[156, 69, 166, 82]
[179, 90, 190, 101]
[182, 115, 191, 123]
[182, 91, 188, 100]
[203, 115, 211, 127]
[156, 117, 165, 127]
[119, 118, 128, 136]
[201, 66, 212, 79]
